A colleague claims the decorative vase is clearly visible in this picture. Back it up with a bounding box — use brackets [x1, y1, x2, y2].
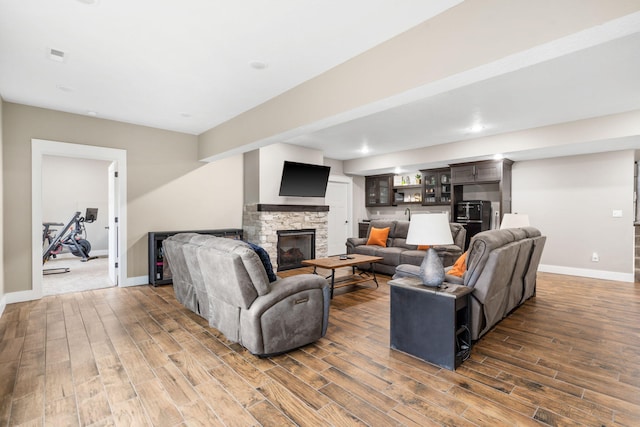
[419, 248, 445, 287]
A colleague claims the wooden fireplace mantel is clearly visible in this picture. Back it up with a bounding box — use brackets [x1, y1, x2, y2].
[256, 204, 329, 212]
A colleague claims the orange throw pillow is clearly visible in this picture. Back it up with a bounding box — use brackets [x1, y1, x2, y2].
[417, 245, 430, 250]
[448, 251, 467, 277]
[366, 227, 390, 247]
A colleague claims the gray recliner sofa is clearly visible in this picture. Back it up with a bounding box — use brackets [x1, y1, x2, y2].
[394, 227, 546, 340]
[163, 234, 331, 356]
[346, 220, 466, 275]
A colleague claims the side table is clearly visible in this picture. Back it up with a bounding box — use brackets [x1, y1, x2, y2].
[389, 276, 473, 370]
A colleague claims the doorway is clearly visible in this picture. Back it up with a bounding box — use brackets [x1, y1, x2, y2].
[32, 139, 127, 298]
[41, 156, 111, 295]
[326, 176, 353, 256]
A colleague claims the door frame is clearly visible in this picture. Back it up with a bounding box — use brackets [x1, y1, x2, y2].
[32, 139, 127, 298]
[107, 162, 119, 285]
[326, 175, 353, 255]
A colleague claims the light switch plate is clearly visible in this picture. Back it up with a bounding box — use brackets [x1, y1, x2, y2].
[612, 210, 623, 218]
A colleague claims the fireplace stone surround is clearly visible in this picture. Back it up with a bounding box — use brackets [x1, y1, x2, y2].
[243, 204, 329, 271]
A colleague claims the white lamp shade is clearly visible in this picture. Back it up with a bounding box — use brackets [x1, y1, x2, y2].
[500, 213, 530, 229]
[406, 214, 453, 246]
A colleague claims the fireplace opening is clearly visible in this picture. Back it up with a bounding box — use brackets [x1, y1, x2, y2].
[277, 229, 315, 271]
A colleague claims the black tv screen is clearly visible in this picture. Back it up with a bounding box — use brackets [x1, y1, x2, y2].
[278, 161, 331, 197]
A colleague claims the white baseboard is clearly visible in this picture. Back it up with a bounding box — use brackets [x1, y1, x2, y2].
[538, 264, 634, 283]
[0, 294, 6, 318]
[53, 249, 108, 259]
[123, 275, 149, 287]
[5, 289, 41, 304]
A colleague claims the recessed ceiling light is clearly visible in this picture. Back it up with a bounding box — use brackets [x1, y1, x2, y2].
[360, 145, 370, 154]
[248, 60, 268, 70]
[86, 111, 97, 116]
[77, 0, 99, 5]
[469, 123, 484, 133]
[179, 112, 192, 118]
[493, 153, 504, 160]
[56, 85, 73, 92]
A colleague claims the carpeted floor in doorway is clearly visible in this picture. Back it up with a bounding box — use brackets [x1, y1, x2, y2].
[42, 255, 114, 296]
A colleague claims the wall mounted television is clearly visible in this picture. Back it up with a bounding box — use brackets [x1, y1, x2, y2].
[278, 161, 331, 197]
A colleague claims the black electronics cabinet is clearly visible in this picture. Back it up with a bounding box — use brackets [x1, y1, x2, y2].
[148, 228, 243, 286]
[389, 277, 473, 370]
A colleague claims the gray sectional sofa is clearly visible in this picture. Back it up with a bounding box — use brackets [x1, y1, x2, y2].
[346, 220, 466, 275]
[394, 227, 546, 340]
[163, 234, 331, 356]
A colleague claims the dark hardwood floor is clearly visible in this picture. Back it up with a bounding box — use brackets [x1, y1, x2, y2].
[0, 270, 639, 426]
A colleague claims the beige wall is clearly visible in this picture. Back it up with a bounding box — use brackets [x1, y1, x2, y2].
[198, 0, 640, 162]
[0, 98, 4, 301]
[243, 149, 260, 205]
[513, 150, 635, 277]
[323, 158, 344, 176]
[3, 102, 243, 293]
[256, 143, 324, 205]
[42, 156, 111, 251]
[344, 110, 640, 175]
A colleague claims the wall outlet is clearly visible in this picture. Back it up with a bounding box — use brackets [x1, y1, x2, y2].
[592, 252, 599, 262]
[612, 210, 623, 218]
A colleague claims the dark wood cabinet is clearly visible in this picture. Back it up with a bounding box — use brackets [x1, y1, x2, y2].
[450, 160, 507, 184]
[148, 228, 243, 286]
[421, 168, 451, 205]
[450, 164, 476, 184]
[365, 174, 393, 207]
[450, 159, 513, 226]
[391, 173, 424, 205]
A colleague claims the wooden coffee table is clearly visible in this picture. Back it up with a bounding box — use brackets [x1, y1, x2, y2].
[302, 254, 384, 298]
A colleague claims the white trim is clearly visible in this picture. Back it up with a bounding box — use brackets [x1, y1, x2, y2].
[328, 174, 353, 184]
[51, 249, 109, 259]
[5, 290, 39, 304]
[327, 174, 354, 250]
[329, 175, 354, 226]
[32, 139, 128, 298]
[124, 275, 150, 287]
[0, 295, 6, 318]
[538, 264, 634, 283]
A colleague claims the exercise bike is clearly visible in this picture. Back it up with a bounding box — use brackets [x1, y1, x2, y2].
[42, 208, 98, 268]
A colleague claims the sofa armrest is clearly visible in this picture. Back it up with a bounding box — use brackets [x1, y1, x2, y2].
[346, 237, 368, 252]
[247, 274, 329, 318]
[432, 244, 464, 267]
[394, 264, 465, 285]
[433, 244, 463, 254]
[242, 274, 331, 355]
[392, 264, 421, 280]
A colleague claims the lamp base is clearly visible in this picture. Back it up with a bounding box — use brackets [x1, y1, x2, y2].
[419, 248, 445, 287]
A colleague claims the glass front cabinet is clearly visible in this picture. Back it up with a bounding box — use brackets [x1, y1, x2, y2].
[365, 174, 393, 207]
[421, 168, 451, 205]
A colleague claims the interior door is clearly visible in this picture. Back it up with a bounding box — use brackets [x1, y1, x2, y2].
[326, 180, 351, 256]
[108, 162, 119, 285]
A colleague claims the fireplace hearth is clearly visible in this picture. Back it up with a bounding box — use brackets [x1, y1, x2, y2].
[277, 229, 315, 271]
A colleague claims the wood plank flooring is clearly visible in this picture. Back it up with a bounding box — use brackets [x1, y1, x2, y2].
[0, 270, 639, 426]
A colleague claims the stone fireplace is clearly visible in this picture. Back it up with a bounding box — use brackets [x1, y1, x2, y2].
[243, 204, 328, 271]
[277, 229, 316, 271]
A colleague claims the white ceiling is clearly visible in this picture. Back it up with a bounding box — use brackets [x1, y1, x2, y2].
[1, 0, 639, 173]
[287, 32, 640, 162]
[0, 0, 460, 134]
